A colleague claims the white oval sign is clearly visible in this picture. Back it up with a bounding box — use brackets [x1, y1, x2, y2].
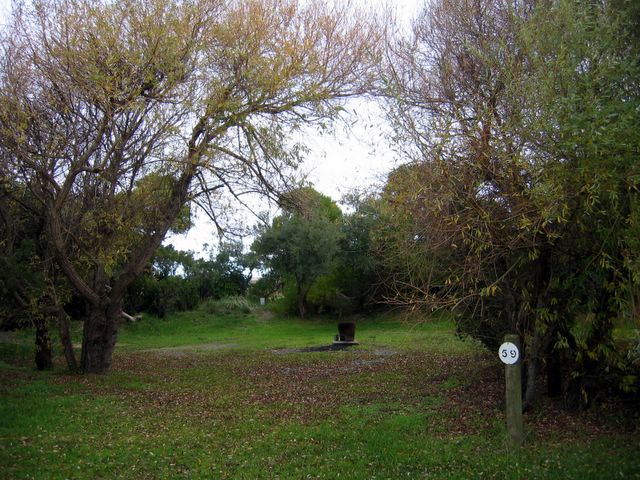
[498, 342, 519, 365]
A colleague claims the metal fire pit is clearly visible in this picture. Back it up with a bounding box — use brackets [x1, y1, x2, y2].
[333, 322, 358, 345]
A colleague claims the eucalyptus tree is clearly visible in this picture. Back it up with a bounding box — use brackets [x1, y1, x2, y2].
[0, 0, 381, 373]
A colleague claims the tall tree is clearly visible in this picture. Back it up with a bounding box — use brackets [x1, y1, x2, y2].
[0, 0, 380, 372]
[380, 0, 639, 406]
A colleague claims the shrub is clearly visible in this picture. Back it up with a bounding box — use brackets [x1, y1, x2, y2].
[201, 295, 252, 316]
[125, 276, 200, 317]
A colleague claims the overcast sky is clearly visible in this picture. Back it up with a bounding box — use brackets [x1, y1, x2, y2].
[0, 0, 421, 255]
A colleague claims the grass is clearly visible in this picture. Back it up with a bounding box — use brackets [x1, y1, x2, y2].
[119, 308, 472, 353]
[1, 309, 639, 479]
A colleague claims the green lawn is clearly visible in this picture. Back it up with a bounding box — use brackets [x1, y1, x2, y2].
[1, 309, 638, 479]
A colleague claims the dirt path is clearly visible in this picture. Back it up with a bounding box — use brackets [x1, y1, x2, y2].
[140, 342, 239, 357]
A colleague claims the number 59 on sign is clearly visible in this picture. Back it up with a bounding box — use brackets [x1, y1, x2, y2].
[498, 342, 519, 365]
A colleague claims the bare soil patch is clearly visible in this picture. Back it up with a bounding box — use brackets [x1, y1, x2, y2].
[141, 342, 238, 357]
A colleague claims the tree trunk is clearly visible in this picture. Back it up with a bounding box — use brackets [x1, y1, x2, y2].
[57, 306, 77, 371]
[297, 294, 307, 318]
[523, 331, 541, 410]
[80, 303, 119, 373]
[546, 352, 563, 397]
[34, 316, 52, 371]
[296, 281, 311, 318]
[523, 246, 552, 409]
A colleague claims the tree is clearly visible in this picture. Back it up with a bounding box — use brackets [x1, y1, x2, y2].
[124, 241, 257, 317]
[252, 187, 343, 316]
[380, 0, 639, 406]
[334, 191, 384, 312]
[0, 0, 380, 372]
[0, 179, 53, 369]
[195, 241, 257, 298]
[519, 0, 640, 405]
[0, 177, 78, 370]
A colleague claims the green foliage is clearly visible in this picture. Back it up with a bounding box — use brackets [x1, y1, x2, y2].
[280, 187, 344, 223]
[126, 275, 200, 318]
[252, 188, 388, 317]
[306, 273, 341, 312]
[252, 188, 344, 316]
[200, 296, 253, 316]
[0, 184, 43, 329]
[335, 193, 384, 312]
[246, 271, 281, 302]
[0, 0, 381, 373]
[519, 0, 640, 405]
[124, 243, 254, 317]
[379, 0, 640, 406]
[269, 278, 300, 316]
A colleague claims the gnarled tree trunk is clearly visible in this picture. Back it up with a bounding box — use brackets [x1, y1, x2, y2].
[80, 302, 121, 374]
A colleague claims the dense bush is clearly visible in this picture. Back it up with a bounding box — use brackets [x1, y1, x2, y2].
[125, 276, 200, 318]
[124, 243, 254, 317]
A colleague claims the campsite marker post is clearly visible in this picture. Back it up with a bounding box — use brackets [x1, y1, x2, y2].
[499, 334, 524, 447]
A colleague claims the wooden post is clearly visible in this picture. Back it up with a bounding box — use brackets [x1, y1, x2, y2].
[502, 334, 524, 448]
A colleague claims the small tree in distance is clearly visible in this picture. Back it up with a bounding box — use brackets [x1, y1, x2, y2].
[252, 187, 343, 317]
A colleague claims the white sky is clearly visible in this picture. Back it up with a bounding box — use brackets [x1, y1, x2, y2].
[0, 0, 422, 256]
